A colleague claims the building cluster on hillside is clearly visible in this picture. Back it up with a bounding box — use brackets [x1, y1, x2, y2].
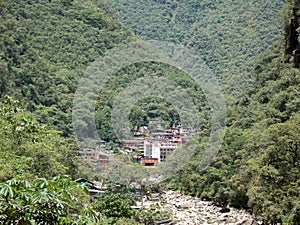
[77, 120, 196, 169]
[77, 140, 111, 171]
[120, 120, 196, 166]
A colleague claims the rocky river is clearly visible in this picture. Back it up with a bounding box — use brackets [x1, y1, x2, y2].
[158, 190, 261, 225]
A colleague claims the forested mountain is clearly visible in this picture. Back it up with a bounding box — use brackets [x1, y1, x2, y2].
[95, 62, 210, 142]
[107, 0, 284, 95]
[0, 0, 134, 136]
[0, 0, 299, 224]
[0, 0, 285, 140]
[164, 1, 300, 224]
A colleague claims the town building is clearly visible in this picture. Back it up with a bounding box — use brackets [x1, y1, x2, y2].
[120, 122, 196, 166]
[75, 178, 104, 202]
[77, 123, 196, 169]
[77, 140, 111, 171]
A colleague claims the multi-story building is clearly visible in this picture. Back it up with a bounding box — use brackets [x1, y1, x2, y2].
[131, 123, 196, 165]
[77, 140, 111, 171]
[120, 138, 145, 156]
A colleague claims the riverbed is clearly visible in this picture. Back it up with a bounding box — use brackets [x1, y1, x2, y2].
[159, 190, 261, 225]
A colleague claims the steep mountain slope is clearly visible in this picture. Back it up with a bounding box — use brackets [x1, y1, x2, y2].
[0, 0, 134, 136]
[165, 1, 300, 224]
[107, 0, 284, 95]
[0, 0, 210, 141]
[0, 0, 299, 224]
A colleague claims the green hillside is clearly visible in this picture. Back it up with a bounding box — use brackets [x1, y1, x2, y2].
[165, 1, 300, 223]
[0, 0, 299, 224]
[107, 0, 284, 95]
[0, 0, 134, 136]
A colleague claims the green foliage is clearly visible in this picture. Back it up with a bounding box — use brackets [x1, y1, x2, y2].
[0, 175, 100, 225]
[246, 115, 300, 224]
[91, 193, 135, 224]
[0, 96, 78, 180]
[107, 0, 283, 95]
[162, 1, 300, 224]
[0, 0, 299, 224]
[96, 62, 209, 142]
[0, 0, 134, 136]
[104, 155, 150, 188]
[115, 217, 142, 225]
[135, 203, 172, 225]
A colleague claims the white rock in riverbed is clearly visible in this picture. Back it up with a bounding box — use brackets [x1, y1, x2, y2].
[160, 190, 259, 225]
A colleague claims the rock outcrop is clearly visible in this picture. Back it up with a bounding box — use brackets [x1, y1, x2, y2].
[285, 1, 300, 68]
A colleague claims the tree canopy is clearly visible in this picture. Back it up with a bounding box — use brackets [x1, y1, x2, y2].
[0, 0, 299, 224]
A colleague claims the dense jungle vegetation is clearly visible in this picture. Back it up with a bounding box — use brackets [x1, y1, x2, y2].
[107, 0, 284, 95]
[0, 0, 299, 224]
[0, 0, 134, 137]
[163, 1, 300, 223]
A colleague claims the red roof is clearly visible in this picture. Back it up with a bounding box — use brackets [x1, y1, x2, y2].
[142, 158, 158, 164]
